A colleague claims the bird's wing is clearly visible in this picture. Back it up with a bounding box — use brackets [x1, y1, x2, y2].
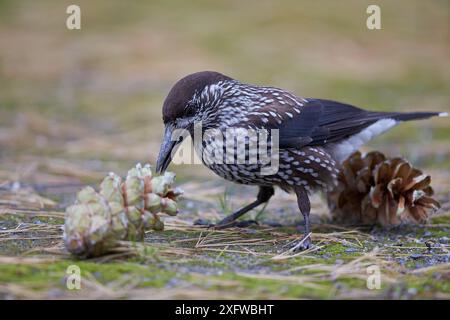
[278, 99, 385, 147]
[245, 97, 440, 149]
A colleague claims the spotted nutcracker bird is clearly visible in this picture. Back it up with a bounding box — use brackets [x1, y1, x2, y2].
[156, 71, 447, 251]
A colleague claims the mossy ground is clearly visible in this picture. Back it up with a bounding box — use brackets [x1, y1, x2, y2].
[1, 190, 449, 299]
[0, 0, 449, 299]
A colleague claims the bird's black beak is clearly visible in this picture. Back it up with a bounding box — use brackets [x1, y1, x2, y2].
[156, 123, 184, 173]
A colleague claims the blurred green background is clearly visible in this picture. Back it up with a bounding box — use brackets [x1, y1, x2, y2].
[0, 0, 449, 183]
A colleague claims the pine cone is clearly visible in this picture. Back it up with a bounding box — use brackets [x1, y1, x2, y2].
[64, 163, 182, 258]
[327, 151, 440, 227]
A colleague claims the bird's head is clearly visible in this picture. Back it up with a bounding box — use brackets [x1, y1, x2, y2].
[156, 71, 232, 173]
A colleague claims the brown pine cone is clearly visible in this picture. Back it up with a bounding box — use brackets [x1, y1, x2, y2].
[327, 151, 440, 227]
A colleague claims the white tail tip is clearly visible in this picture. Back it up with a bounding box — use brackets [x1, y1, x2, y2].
[439, 112, 448, 117]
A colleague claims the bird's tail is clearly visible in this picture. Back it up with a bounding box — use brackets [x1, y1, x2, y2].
[388, 111, 448, 122]
[329, 110, 447, 163]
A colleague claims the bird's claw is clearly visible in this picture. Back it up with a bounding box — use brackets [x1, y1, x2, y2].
[288, 233, 312, 252]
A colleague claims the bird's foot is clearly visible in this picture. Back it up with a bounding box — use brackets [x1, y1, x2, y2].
[215, 219, 258, 229]
[193, 219, 258, 229]
[288, 233, 312, 252]
[193, 219, 214, 227]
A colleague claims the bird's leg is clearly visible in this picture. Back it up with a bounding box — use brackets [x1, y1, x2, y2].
[290, 186, 312, 252]
[195, 186, 274, 229]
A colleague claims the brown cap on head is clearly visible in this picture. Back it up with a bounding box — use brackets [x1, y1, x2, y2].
[162, 71, 231, 123]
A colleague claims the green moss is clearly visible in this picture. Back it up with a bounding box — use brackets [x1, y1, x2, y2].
[430, 214, 450, 225]
[405, 275, 450, 295]
[0, 261, 176, 289]
[264, 256, 321, 270]
[425, 229, 450, 238]
[202, 272, 330, 299]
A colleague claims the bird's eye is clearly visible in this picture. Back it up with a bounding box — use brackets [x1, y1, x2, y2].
[185, 107, 196, 118]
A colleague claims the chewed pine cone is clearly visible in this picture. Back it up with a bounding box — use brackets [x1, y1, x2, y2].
[327, 151, 440, 227]
[64, 163, 182, 258]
